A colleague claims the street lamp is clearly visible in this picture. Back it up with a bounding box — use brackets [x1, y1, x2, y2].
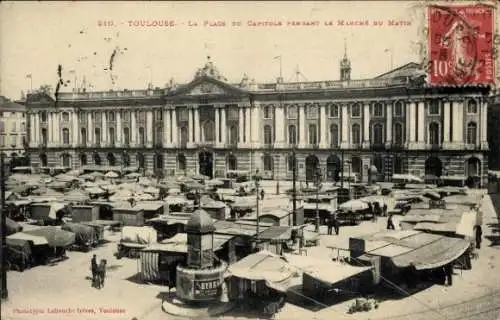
[254, 169, 262, 245]
[290, 145, 297, 227]
[314, 167, 322, 232]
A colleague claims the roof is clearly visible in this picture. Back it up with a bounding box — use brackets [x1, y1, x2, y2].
[374, 62, 422, 79]
[258, 226, 292, 241]
[143, 233, 230, 253]
[284, 254, 372, 285]
[186, 209, 215, 233]
[0, 96, 26, 112]
[227, 250, 296, 283]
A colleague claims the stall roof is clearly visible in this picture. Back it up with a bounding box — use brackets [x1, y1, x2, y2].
[227, 250, 296, 283]
[258, 226, 292, 241]
[143, 233, 231, 253]
[284, 254, 372, 286]
[7, 232, 49, 246]
[134, 202, 165, 211]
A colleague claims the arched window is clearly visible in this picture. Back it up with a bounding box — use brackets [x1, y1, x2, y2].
[288, 125, 297, 145]
[394, 122, 404, 146]
[122, 153, 130, 167]
[40, 153, 48, 167]
[227, 155, 237, 171]
[109, 127, 115, 145]
[62, 112, 70, 122]
[180, 126, 188, 145]
[287, 154, 296, 172]
[61, 154, 71, 167]
[429, 122, 440, 145]
[202, 121, 214, 142]
[263, 154, 273, 171]
[123, 127, 130, 146]
[94, 128, 101, 144]
[466, 122, 477, 145]
[263, 125, 273, 144]
[80, 153, 87, 166]
[155, 154, 164, 170]
[107, 153, 116, 166]
[330, 124, 339, 147]
[177, 154, 186, 170]
[138, 127, 145, 145]
[136, 153, 145, 168]
[372, 123, 384, 145]
[93, 153, 101, 165]
[41, 128, 48, 145]
[229, 125, 238, 145]
[351, 124, 361, 145]
[308, 124, 318, 145]
[80, 128, 87, 145]
[62, 128, 70, 145]
[394, 101, 404, 116]
[156, 125, 163, 144]
[393, 156, 403, 174]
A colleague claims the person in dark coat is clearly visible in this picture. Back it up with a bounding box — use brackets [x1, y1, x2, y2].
[333, 217, 340, 235]
[260, 189, 265, 200]
[325, 216, 332, 235]
[444, 263, 453, 286]
[382, 203, 388, 217]
[475, 225, 483, 249]
[387, 214, 395, 230]
[91, 254, 98, 287]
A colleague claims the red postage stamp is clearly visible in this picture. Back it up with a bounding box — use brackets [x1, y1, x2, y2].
[428, 5, 495, 86]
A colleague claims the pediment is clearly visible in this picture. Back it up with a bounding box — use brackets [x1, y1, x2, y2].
[168, 76, 247, 98]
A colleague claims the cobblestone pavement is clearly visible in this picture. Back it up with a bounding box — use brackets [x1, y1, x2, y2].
[3, 188, 500, 320]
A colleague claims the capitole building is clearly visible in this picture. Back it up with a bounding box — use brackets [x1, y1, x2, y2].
[25, 54, 491, 185]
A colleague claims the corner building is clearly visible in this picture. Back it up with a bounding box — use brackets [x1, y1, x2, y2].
[25, 58, 490, 185]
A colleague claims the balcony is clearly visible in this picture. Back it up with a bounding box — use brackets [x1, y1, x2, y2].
[137, 142, 146, 148]
[263, 143, 274, 149]
[429, 143, 441, 151]
[178, 141, 188, 149]
[196, 141, 215, 148]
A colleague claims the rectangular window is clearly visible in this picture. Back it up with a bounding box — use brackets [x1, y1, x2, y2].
[373, 103, 384, 117]
[329, 104, 339, 118]
[428, 100, 440, 115]
[308, 124, 317, 144]
[263, 106, 273, 119]
[351, 104, 361, 118]
[306, 105, 319, 119]
[394, 102, 404, 117]
[287, 106, 298, 119]
[10, 135, 16, 146]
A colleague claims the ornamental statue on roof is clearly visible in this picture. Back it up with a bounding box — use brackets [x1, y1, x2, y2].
[239, 73, 249, 88]
[194, 56, 228, 82]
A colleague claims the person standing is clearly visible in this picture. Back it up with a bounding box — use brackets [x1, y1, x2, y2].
[260, 189, 265, 201]
[333, 217, 340, 235]
[91, 254, 98, 287]
[387, 213, 395, 230]
[382, 203, 388, 217]
[444, 263, 453, 286]
[475, 225, 483, 249]
[325, 216, 332, 235]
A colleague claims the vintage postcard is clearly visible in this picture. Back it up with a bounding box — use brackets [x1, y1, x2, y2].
[0, 1, 499, 320]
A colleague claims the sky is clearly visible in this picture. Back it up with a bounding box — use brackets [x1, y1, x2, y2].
[0, 1, 497, 100]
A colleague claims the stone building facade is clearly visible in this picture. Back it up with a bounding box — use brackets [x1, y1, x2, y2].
[25, 58, 490, 185]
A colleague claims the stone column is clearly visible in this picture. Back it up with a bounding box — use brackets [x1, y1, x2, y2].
[451, 99, 464, 148]
[47, 113, 53, 146]
[34, 114, 40, 146]
[416, 101, 425, 148]
[362, 102, 370, 148]
[116, 112, 122, 147]
[299, 104, 306, 147]
[101, 113, 107, 146]
[72, 112, 78, 147]
[275, 105, 285, 148]
[319, 104, 327, 148]
[238, 106, 244, 145]
[146, 110, 153, 147]
[87, 112, 93, 146]
[480, 99, 488, 149]
[245, 106, 251, 146]
[251, 104, 260, 147]
[171, 108, 178, 146]
[194, 106, 200, 143]
[221, 107, 227, 145]
[408, 101, 417, 148]
[188, 107, 194, 144]
[405, 102, 411, 146]
[215, 107, 220, 146]
[131, 111, 137, 146]
[30, 113, 37, 148]
[340, 104, 349, 149]
[163, 109, 170, 147]
[443, 100, 451, 148]
[385, 102, 393, 148]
